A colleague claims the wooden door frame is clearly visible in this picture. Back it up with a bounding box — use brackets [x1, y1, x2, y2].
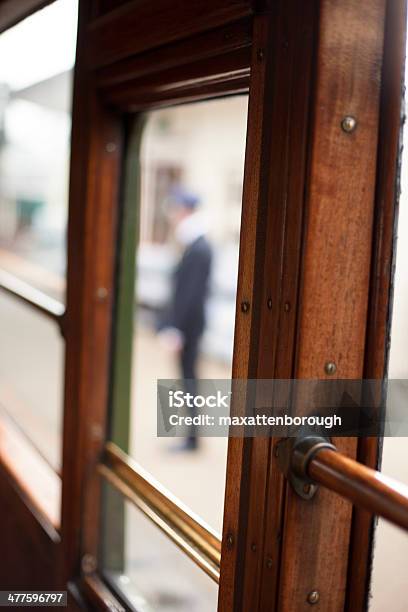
[219, 1, 406, 611]
[61, 0, 255, 605]
[0, 1, 404, 610]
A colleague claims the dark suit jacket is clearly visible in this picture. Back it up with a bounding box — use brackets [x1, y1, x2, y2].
[160, 235, 212, 340]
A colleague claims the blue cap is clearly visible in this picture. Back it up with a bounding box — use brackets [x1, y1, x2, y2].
[168, 186, 200, 210]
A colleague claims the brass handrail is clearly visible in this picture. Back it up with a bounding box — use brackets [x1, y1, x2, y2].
[0, 268, 65, 328]
[99, 442, 221, 582]
[278, 436, 408, 531]
[309, 447, 408, 531]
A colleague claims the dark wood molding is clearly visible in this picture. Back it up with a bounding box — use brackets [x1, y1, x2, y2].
[82, 574, 126, 612]
[61, 0, 253, 597]
[276, 1, 390, 610]
[101, 47, 251, 111]
[347, 1, 407, 610]
[0, 0, 52, 33]
[0, 0, 404, 609]
[219, 2, 318, 610]
[0, 469, 59, 589]
[61, 0, 123, 586]
[95, 18, 252, 89]
[86, 0, 254, 69]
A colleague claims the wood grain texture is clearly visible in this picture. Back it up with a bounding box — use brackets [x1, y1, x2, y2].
[219, 2, 318, 610]
[0, 0, 401, 608]
[101, 47, 251, 111]
[61, 96, 122, 580]
[218, 14, 269, 612]
[347, 1, 406, 610]
[86, 0, 254, 69]
[65, 0, 254, 604]
[0, 462, 59, 589]
[60, 0, 123, 586]
[277, 1, 387, 610]
[82, 574, 126, 611]
[258, 2, 318, 609]
[95, 18, 252, 88]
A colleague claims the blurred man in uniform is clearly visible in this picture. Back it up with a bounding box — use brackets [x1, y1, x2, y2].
[158, 187, 212, 450]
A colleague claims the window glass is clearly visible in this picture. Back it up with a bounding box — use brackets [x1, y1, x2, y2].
[112, 96, 248, 533]
[0, 0, 77, 301]
[101, 483, 218, 612]
[0, 292, 63, 470]
[0, 0, 78, 474]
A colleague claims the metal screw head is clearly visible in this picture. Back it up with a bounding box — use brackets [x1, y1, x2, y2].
[96, 287, 108, 301]
[267, 298, 273, 310]
[91, 423, 103, 441]
[341, 115, 357, 133]
[302, 482, 317, 499]
[105, 142, 117, 153]
[251, 542, 257, 552]
[81, 554, 97, 574]
[257, 48, 264, 61]
[241, 301, 250, 313]
[266, 558, 273, 569]
[307, 590, 320, 605]
[226, 533, 234, 548]
[284, 301, 291, 312]
[324, 361, 337, 375]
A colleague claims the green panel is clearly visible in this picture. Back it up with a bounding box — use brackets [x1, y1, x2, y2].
[110, 116, 146, 453]
[102, 116, 145, 575]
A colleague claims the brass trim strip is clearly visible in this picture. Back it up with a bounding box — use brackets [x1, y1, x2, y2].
[0, 268, 65, 328]
[100, 442, 221, 583]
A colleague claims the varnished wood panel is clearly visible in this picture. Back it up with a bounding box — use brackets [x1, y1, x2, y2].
[0, 0, 401, 609]
[86, 0, 254, 69]
[91, 0, 129, 18]
[258, 2, 318, 609]
[64, 0, 253, 601]
[0, 464, 58, 589]
[95, 19, 252, 88]
[347, 1, 407, 610]
[218, 13, 268, 610]
[102, 47, 251, 111]
[219, 2, 318, 610]
[277, 1, 387, 610]
[61, 0, 123, 586]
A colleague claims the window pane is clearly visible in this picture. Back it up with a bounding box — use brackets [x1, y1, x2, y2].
[0, 0, 78, 301]
[101, 483, 218, 612]
[0, 0, 77, 474]
[112, 96, 248, 534]
[0, 292, 63, 470]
